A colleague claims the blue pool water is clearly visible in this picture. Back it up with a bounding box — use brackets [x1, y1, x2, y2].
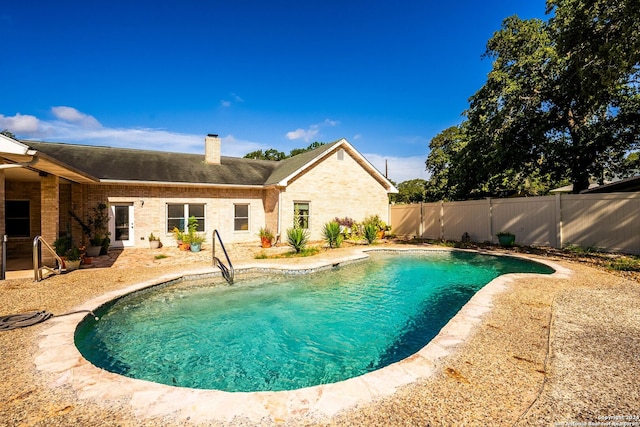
[75, 251, 553, 392]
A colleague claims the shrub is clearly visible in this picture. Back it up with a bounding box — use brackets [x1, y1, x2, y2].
[287, 226, 309, 253]
[322, 220, 343, 248]
[363, 222, 378, 244]
[608, 257, 640, 272]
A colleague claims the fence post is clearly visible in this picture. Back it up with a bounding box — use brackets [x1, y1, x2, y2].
[419, 202, 424, 239]
[439, 201, 444, 240]
[555, 193, 563, 249]
[486, 197, 493, 243]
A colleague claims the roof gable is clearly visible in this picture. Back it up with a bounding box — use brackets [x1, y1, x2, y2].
[266, 138, 397, 192]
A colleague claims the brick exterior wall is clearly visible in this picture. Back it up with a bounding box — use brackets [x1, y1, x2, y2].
[280, 148, 391, 241]
[40, 175, 60, 264]
[82, 184, 270, 248]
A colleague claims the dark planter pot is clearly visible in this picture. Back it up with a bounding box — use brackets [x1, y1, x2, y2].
[86, 246, 102, 257]
[498, 234, 516, 247]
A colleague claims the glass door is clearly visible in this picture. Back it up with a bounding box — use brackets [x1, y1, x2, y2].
[110, 204, 134, 247]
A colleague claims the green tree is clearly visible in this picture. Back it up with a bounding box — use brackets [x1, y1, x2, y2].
[392, 179, 428, 204]
[289, 141, 325, 157]
[243, 149, 286, 160]
[463, 0, 640, 194]
[424, 125, 469, 201]
[1, 129, 17, 139]
[244, 142, 326, 161]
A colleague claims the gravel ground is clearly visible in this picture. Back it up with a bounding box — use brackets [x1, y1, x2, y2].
[1, 242, 639, 426]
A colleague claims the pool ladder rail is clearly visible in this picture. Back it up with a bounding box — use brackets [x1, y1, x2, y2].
[212, 229, 234, 284]
[33, 235, 64, 281]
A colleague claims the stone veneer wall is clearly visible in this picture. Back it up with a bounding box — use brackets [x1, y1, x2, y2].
[280, 148, 391, 241]
[82, 184, 271, 248]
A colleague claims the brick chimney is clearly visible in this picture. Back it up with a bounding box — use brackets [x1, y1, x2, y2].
[205, 134, 221, 165]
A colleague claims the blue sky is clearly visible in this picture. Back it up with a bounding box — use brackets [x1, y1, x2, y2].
[0, 1, 545, 183]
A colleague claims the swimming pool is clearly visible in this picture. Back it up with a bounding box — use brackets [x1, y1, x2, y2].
[75, 251, 554, 392]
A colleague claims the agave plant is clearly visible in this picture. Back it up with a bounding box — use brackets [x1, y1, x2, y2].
[363, 222, 378, 244]
[322, 220, 343, 248]
[287, 226, 309, 253]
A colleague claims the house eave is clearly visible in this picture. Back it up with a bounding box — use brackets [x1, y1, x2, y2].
[98, 179, 268, 189]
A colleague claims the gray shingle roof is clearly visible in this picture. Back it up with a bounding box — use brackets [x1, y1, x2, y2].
[24, 140, 343, 187]
[26, 141, 278, 186]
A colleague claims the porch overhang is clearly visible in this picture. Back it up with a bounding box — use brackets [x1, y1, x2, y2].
[1, 152, 99, 184]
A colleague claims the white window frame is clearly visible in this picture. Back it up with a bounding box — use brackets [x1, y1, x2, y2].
[166, 203, 206, 234]
[293, 201, 310, 229]
[234, 203, 250, 232]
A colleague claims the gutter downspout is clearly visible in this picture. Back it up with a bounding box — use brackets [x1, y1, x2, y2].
[277, 188, 283, 244]
[0, 154, 39, 169]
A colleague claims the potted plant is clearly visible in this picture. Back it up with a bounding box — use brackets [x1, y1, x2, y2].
[53, 235, 72, 258]
[186, 232, 205, 252]
[496, 231, 516, 247]
[185, 216, 205, 252]
[64, 245, 82, 271]
[172, 226, 185, 248]
[71, 202, 110, 256]
[148, 233, 161, 249]
[258, 227, 274, 248]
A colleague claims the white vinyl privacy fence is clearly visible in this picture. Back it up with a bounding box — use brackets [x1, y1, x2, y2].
[390, 193, 640, 254]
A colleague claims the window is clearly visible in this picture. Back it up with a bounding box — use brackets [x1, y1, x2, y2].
[167, 203, 205, 233]
[294, 202, 310, 229]
[234, 204, 249, 231]
[5, 200, 30, 237]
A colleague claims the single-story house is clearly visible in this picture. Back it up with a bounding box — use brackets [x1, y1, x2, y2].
[0, 133, 397, 269]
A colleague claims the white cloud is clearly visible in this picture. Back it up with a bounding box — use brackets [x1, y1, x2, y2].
[0, 113, 42, 133]
[220, 135, 265, 157]
[363, 152, 429, 184]
[221, 93, 244, 108]
[0, 107, 271, 156]
[286, 118, 339, 142]
[286, 126, 319, 142]
[51, 106, 101, 128]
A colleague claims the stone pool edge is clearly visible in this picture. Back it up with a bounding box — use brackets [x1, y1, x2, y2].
[33, 247, 572, 425]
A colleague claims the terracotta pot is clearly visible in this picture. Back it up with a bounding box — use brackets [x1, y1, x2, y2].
[179, 243, 190, 251]
[260, 237, 272, 248]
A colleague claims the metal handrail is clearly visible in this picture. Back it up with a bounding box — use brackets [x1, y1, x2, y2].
[212, 230, 234, 284]
[33, 235, 64, 281]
